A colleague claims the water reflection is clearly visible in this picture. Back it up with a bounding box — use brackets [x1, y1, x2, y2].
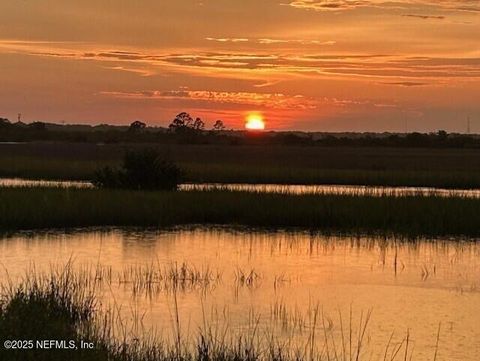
[0, 177, 91, 188]
[3, 177, 480, 198]
[0, 227, 479, 360]
[183, 183, 480, 198]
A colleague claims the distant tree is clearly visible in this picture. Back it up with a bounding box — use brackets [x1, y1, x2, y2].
[0, 118, 10, 127]
[193, 117, 205, 130]
[212, 120, 226, 131]
[129, 120, 146, 132]
[169, 112, 206, 133]
[437, 130, 448, 141]
[169, 112, 194, 131]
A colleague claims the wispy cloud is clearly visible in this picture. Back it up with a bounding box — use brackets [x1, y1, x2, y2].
[381, 81, 430, 87]
[258, 38, 336, 45]
[101, 89, 391, 111]
[157, 52, 480, 80]
[287, 0, 372, 11]
[101, 89, 321, 110]
[287, 0, 480, 12]
[402, 14, 446, 20]
[2, 39, 479, 83]
[205, 38, 249, 43]
[205, 37, 336, 46]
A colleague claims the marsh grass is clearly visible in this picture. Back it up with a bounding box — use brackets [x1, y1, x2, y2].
[3, 143, 480, 189]
[0, 155, 114, 181]
[0, 187, 480, 237]
[0, 265, 443, 361]
[54, 262, 222, 297]
[270, 300, 308, 334]
[119, 262, 221, 295]
[183, 164, 480, 190]
[4, 157, 480, 189]
[234, 268, 261, 288]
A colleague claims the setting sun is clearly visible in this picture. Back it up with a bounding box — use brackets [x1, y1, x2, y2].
[245, 114, 265, 130]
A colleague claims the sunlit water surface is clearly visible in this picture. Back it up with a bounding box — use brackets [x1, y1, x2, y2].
[0, 228, 479, 360]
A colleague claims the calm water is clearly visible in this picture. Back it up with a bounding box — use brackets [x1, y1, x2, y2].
[2, 177, 480, 198]
[0, 228, 478, 360]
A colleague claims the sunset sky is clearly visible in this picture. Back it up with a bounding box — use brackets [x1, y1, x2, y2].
[0, 1, 479, 131]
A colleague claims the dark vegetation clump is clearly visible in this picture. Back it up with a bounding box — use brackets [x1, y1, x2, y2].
[0, 271, 97, 361]
[0, 270, 162, 361]
[93, 148, 184, 191]
[0, 278, 93, 343]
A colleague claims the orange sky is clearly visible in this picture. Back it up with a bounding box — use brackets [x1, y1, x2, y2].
[0, 1, 479, 131]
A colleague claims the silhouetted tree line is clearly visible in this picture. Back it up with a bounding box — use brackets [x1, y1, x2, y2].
[1, 115, 480, 148]
[311, 131, 480, 148]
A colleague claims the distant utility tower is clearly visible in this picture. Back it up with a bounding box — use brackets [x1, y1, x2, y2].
[17, 113, 21, 122]
[467, 116, 471, 134]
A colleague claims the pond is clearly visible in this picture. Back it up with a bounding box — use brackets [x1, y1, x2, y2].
[0, 227, 478, 360]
